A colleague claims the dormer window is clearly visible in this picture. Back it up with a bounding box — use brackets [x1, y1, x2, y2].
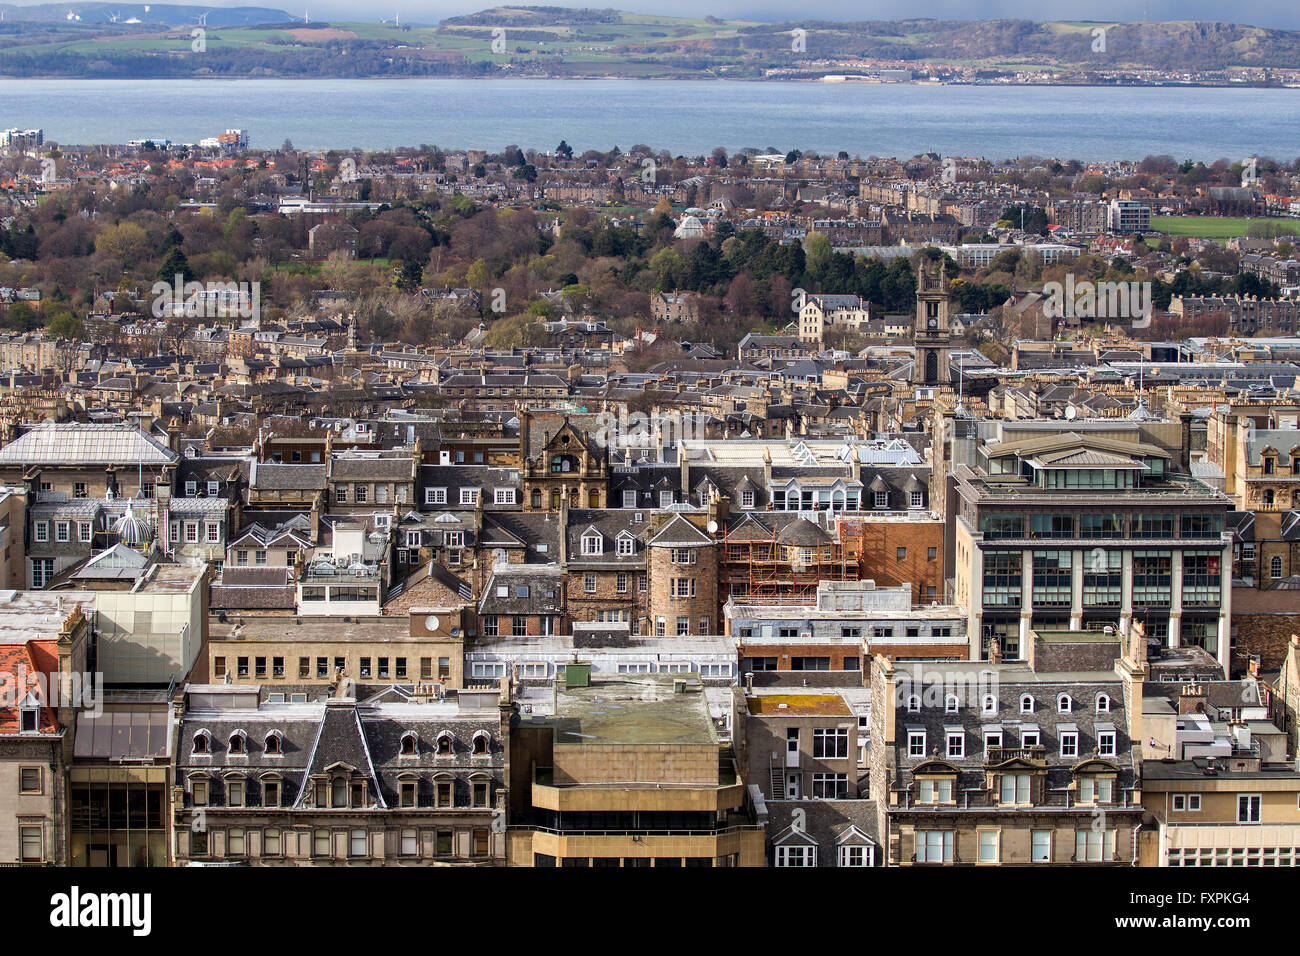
[436, 732, 454, 756]
[400, 732, 419, 756]
[581, 531, 603, 556]
[981, 695, 997, 716]
[19, 706, 39, 733]
[472, 731, 490, 756]
[1020, 695, 1035, 714]
[1057, 694, 1073, 714]
[264, 732, 282, 756]
[616, 533, 635, 556]
[228, 731, 246, 755]
[331, 777, 348, 808]
[1095, 693, 1111, 714]
[944, 695, 960, 714]
[906, 695, 921, 713]
[193, 731, 211, 755]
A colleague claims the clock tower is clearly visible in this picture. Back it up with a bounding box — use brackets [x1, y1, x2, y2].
[913, 259, 953, 387]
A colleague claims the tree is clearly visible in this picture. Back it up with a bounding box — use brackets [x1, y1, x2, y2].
[392, 259, 424, 293]
[45, 309, 84, 340]
[156, 246, 194, 283]
[96, 222, 150, 268]
[555, 140, 573, 160]
[3, 302, 37, 331]
[466, 258, 491, 290]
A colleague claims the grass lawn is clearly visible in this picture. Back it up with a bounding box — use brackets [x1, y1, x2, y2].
[1153, 216, 1299, 239]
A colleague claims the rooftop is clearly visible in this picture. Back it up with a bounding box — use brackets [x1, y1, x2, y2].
[549, 675, 717, 747]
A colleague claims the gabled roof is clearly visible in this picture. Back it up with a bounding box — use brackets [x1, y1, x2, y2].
[298, 699, 385, 809]
[646, 514, 713, 548]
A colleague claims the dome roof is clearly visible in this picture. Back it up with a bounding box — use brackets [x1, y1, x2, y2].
[112, 501, 150, 547]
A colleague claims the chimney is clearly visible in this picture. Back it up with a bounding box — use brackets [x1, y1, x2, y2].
[1178, 684, 1207, 715]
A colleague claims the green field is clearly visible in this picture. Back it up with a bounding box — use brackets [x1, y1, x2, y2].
[1152, 216, 1299, 239]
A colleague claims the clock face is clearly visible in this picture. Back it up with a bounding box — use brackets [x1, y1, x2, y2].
[424, 615, 440, 631]
[927, 318, 938, 329]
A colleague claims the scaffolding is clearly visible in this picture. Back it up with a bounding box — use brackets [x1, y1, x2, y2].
[721, 514, 860, 605]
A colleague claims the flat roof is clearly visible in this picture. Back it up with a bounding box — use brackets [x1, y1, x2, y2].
[747, 694, 853, 717]
[549, 675, 717, 747]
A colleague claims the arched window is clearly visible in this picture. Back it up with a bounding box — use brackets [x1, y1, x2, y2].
[1095, 693, 1111, 714]
[1272, 555, 1284, 579]
[1057, 694, 1072, 714]
[193, 731, 211, 755]
[530, 489, 542, 509]
[906, 695, 921, 713]
[264, 732, 281, 755]
[400, 732, 419, 756]
[228, 731, 246, 755]
[1019, 695, 1035, 714]
[472, 731, 491, 755]
[982, 695, 997, 716]
[944, 694, 960, 714]
[436, 732, 454, 756]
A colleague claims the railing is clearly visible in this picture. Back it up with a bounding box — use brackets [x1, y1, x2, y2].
[510, 824, 763, 837]
[985, 746, 1048, 764]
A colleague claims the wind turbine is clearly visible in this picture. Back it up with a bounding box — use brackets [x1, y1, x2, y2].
[192, 10, 212, 27]
[65, 10, 82, 21]
[107, 10, 122, 23]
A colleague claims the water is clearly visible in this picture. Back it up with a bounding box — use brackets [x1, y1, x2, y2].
[4, 78, 1299, 161]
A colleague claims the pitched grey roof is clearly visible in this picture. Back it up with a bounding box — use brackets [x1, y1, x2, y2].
[0, 423, 177, 466]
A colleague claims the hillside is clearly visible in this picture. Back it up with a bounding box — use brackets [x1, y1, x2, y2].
[2, 5, 1299, 78]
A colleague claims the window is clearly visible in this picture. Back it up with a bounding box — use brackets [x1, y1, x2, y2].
[19, 767, 41, 793]
[982, 695, 997, 716]
[812, 773, 848, 798]
[227, 779, 245, 807]
[978, 830, 999, 864]
[813, 728, 849, 759]
[741, 490, 755, 509]
[1098, 731, 1117, 757]
[263, 779, 280, 807]
[494, 488, 515, 505]
[264, 733, 281, 755]
[313, 829, 331, 857]
[1272, 556, 1284, 580]
[33, 522, 48, 543]
[1060, 732, 1078, 759]
[264, 828, 281, 857]
[775, 845, 816, 867]
[426, 488, 447, 505]
[228, 828, 246, 856]
[472, 781, 490, 806]
[1057, 695, 1072, 714]
[1000, 773, 1031, 805]
[617, 535, 635, 556]
[20, 825, 42, 863]
[581, 532, 603, 556]
[616, 572, 628, 593]
[1173, 794, 1201, 812]
[1075, 829, 1115, 862]
[1020, 695, 1035, 714]
[946, 732, 965, 759]
[916, 830, 954, 864]
[1031, 830, 1051, 863]
[838, 845, 871, 867]
[460, 488, 479, 506]
[910, 491, 924, 509]
[401, 829, 418, 857]
[906, 695, 921, 713]
[193, 732, 210, 755]
[918, 778, 953, 804]
[473, 829, 490, 857]
[908, 731, 926, 757]
[583, 572, 597, 593]
[78, 522, 92, 543]
[350, 829, 368, 858]
[1238, 794, 1262, 823]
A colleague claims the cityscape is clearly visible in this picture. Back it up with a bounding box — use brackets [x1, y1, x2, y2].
[1, 0, 1298, 934]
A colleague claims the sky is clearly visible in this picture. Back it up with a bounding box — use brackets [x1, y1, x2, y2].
[9, 1, 1300, 30]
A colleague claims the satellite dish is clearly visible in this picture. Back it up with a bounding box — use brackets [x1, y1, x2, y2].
[1064, 406, 1077, 420]
[424, 615, 440, 631]
[706, 520, 718, 533]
